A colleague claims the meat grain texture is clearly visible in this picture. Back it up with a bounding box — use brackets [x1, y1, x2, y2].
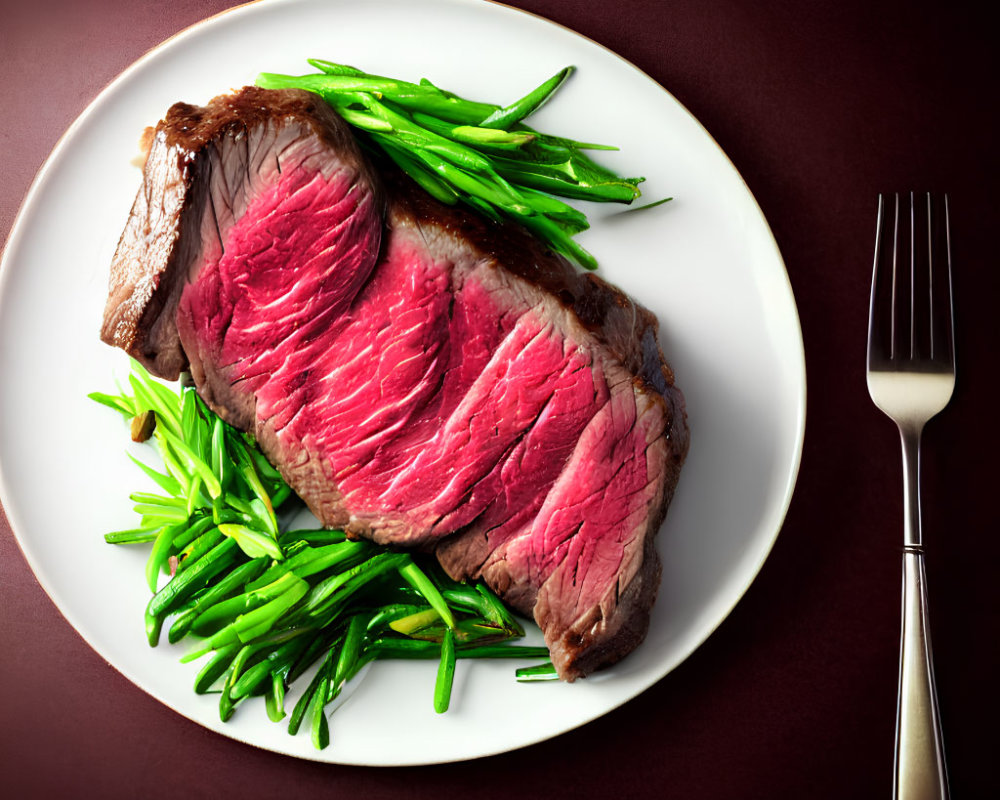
[101, 87, 689, 680]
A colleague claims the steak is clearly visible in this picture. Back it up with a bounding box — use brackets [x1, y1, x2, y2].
[101, 86, 689, 681]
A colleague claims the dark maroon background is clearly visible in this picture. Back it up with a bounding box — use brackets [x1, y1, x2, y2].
[2, 1, 996, 797]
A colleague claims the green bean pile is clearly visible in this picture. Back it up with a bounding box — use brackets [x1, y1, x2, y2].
[91, 362, 553, 750]
[256, 60, 649, 270]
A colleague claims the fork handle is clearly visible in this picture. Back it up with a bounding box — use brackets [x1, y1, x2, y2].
[894, 428, 949, 799]
[894, 549, 949, 799]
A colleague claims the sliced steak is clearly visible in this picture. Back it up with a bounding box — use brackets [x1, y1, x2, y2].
[101, 86, 689, 681]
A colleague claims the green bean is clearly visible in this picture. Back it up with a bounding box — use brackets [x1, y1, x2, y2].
[476, 583, 522, 631]
[145, 538, 239, 626]
[218, 523, 283, 561]
[351, 99, 496, 175]
[270, 483, 293, 509]
[87, 390, 135, 418]
[265, 672, 287, 722]
[456, 644, 551, 659]
[397, 560, 456, 630]
[185, 475, 205, 517]
[153, 434, 193, 498]
[490, 154, 643, 203]
[287, 630, 337, 685]
[144, 611, 164, 647]
[399, 615, 515, 645]
[409, 111, 535, 150]
[219, 643, 258, 721]
[230, 631, 311, 700]
[381, 89, 498, 125]
[249, 540, 371, 591]
[187, 576, 309, 657]
[336, 107, 395, 133]
[281, 528, 348, 547]
[129, 491, 185, 508]
[141, 372, 186, 433]
[295, 541, 376, 579]
[434, 628, 456, 713]
[244, 497, 277, 538]
[127, 454, 182, 497]
[157, 425, 222, 499]
[365, 603, 428, 632]
[306, 59, 366, 77]
[333, 613, 370, 692]
[460, 194, 505, 224]
[389, 608, 441, 636]
[128, 371, 181, 438]
[193, 643, 241, 694]
[240, 433, 285, 485]
[103, 526, 160, 545]
[131, 503, 188, 521]
[287, 649, 334, 736]
[257, 71, 497, 126]
[522, 128, 620, 152]
[376, 136, 461, 205]
[516, 186, 590, 231]
[309, 662, 333, 750]
[180, 388, 200, 453]
[364, 636, 548, 661]
[518, 210, 598, 271]
[479, 67, 573, 130]
[168, 557, 268, 644]
[377, 140, 525, 216]
[171, 514, 217, 552]
[228, 438, 277, 531]
[176, 524, 224, 573]
[210, 414, 225, 483]
[191, 571, 305, 635]
[145, 523, 179, 592]
[127, 375, 164, 429]
[222, 494, 253, 518]
[515, 661, 559, 681]
[305, 552, 410, 614]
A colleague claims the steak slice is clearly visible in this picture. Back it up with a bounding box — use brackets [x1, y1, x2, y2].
[101, 86, 689, 681]
[101, 87, 384, 384]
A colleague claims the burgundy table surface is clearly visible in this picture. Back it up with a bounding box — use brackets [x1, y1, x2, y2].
[1, 1, 996, 797]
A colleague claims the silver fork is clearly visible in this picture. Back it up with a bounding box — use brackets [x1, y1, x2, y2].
[867, 192, 953, 800]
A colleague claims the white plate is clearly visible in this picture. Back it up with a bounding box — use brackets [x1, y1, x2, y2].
[0, 0, 805, 766]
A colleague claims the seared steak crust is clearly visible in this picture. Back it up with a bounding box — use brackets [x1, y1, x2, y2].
[101, 87, 689, 680]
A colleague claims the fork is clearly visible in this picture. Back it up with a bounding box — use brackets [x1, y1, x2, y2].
[866, 192, 953, 800]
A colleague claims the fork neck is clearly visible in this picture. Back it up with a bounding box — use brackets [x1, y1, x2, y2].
[898, 424, 925, 550]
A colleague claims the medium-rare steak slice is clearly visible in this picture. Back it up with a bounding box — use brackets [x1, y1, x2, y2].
[101, 87, 384, 383]
[101, 86, 689, 681]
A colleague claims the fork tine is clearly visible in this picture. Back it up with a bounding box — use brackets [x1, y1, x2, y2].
[938, 193, 955, 369]
[867, 194, 884, 369]
[867, 192, 899, 370]
[925, 192, 955, 369]
[926, 192, 934, 360]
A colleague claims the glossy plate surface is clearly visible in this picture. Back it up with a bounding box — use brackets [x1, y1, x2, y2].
[0, 0, 805, 765]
